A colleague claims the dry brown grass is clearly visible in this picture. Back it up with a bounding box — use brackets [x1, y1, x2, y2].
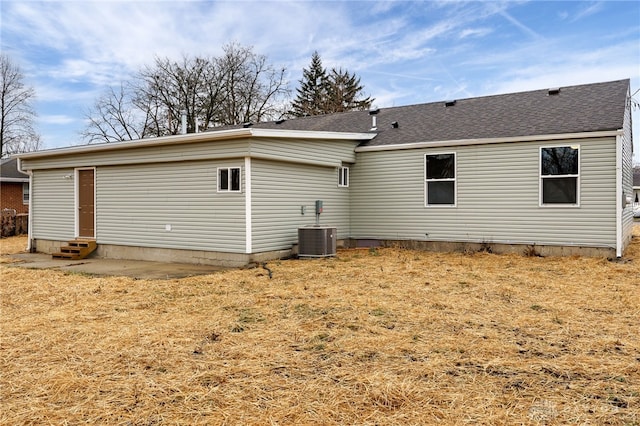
[1, 228, 639, 425]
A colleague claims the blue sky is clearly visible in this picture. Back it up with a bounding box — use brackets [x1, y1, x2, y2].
[1, 0, 639, 158]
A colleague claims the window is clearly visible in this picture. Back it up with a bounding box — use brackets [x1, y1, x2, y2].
[22, 183, 29, 204]
[540, 146, 579, 205]
[425, 153, 456, 206]
[338, 166, 349, 187]
[218, 167, 241, 192]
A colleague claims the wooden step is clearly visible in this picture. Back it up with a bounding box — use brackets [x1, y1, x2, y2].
[52, 239, 97, 260]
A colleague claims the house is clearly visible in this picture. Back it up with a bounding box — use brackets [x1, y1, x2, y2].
[1, 157, 30, 214]
[1, 157, 30, 237]
[15, 79, 635, 265]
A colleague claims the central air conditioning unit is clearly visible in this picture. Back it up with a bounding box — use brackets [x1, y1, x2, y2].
[298, 226, 337, 258]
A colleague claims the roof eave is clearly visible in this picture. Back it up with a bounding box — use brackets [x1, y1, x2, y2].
[0, 177, 29, 183]
[15, 128, 376, 160]
[355, 129, 623, 152]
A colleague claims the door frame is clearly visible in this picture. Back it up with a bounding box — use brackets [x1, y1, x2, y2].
[75, 167, 96, 239]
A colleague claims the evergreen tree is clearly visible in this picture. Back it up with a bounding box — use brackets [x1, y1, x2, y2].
[290, 51, 328, 117]
[291, 52, 373, 117]
[325, 67, 373, 113]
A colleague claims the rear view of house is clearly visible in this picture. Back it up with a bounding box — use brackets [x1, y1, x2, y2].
[16, 79, 635, 264]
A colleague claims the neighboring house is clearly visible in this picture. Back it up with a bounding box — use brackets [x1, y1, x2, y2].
[1, 158, 30, 214]
[16, 79, 635, 265]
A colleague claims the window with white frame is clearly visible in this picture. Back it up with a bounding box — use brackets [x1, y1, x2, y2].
[22, 183, 29, 204]
[338, 166, 349, 187]
[425, 153, 456, 206]
[218, 167, 241, 192]
[540, 146, 579, 205]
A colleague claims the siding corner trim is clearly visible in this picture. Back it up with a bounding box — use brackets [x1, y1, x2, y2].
[245, 156, 252, 254]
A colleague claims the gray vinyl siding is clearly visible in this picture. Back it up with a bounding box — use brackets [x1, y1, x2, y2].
[351, 137, 618, 248]
[19, 138, 359, 171]
[96, 159, 246, 253]
[621, 96, 634, 251]
[249, 138, 359, 165]
[251, 158, 350, 252]
[20, 139, 252, 170]
[22, 137, 360, 255]
[31, 169, 75, 240]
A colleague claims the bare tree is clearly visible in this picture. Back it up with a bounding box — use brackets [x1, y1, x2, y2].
[216, 43, 289, 125]
[82, 83, 151, 143]
[83, 44, 290, 143]
[0, 54, 41, 157]
[135, 55, 220, 136]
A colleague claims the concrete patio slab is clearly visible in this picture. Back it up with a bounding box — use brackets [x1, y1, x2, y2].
[4, 253, 229, 280]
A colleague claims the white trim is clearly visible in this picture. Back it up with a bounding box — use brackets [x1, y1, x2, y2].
[356, 130, 622, 152]
[251, 129, 376, 141]
[615, 135, 622, 257]
[22, 182, 29, 204]
[14, 128, 376, 161]
[0, 177, 29, 183]
[17, 158, 33, 252]
[75, 167, 96, 239]
[424, 152, 457, 207]
[217, 167, 242, 192]
[244, 157, 252, 254]
[338, 166, 350, 187]
[27, 171, 33, 251]
[539, 145, 580, 207]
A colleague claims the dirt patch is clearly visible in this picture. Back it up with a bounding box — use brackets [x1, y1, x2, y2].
[1, 228, 639, 425]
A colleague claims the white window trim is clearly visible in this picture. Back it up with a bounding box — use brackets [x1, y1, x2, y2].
[424, 152, 457, 208]
[338, 166, 349, 188]
[539, 145, 580, 207]
[22, 182, 29, 204]
[217, 167, 242, 193]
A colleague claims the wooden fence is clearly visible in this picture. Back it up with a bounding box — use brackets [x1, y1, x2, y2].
[1, 209, 28, 238]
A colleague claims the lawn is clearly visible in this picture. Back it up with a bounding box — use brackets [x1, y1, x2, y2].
[1, 229, 639, 425]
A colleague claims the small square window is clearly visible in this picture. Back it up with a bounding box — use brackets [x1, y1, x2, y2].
[218, 167, 241, 192]
[338, 166, 349, 187]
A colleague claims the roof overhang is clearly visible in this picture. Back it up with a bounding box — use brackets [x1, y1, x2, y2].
[355, 130, 623, 152]
[15, 128, 377, 160]
[0, 177, 29, 183]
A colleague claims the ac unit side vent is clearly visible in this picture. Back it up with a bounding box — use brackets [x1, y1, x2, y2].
[298, 226, 337, 258]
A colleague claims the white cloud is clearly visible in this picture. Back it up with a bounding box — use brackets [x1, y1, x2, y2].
[459, 27, 493, 39]
[495, 8, 543, 40]
[40, 115, 77, 125]
[571, 1, 605, 22]
[1, 0, 637, 155]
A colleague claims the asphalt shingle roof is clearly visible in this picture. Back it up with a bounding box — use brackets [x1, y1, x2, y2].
[245, 79, 630, 147]
[0, 158, 29, 181]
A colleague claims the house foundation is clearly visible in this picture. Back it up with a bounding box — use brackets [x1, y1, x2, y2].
[344, 238, 617, 258]
[32, 239, 294, 268]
